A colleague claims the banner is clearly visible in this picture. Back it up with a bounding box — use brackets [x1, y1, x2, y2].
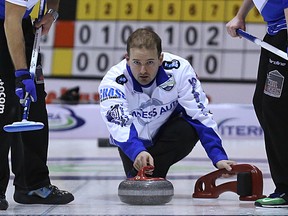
[47, 104, 263, 140]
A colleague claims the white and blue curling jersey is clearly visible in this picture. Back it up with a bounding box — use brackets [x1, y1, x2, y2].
[99, 52, 228, 165]
[253, 0, 288, 34]
[0, 0, 38, 19]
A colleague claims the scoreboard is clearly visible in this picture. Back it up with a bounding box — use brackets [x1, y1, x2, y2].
[32, 0, 266, 81]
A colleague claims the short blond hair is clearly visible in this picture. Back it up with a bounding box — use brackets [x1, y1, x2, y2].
[126, 28, 162, 57]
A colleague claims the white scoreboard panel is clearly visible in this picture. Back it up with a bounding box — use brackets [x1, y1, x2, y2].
[32, 0, 266, 82]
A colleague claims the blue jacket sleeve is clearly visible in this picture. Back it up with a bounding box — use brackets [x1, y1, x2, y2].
[110, 124, 147, 161]
[183, 116, 228, 166]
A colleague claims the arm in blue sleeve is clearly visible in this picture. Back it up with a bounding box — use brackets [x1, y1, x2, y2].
[110, 124, 147, 161]
[184, 117, 228, 165]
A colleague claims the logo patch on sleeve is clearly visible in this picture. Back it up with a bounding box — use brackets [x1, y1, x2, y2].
[106, 104, 130, 127]
[159, 75, 175, 91]
[162, 59, 180, 69]
[116, 74, 128, 85]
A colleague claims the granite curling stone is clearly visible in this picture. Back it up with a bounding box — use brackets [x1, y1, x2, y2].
[118, 166, 174, 205]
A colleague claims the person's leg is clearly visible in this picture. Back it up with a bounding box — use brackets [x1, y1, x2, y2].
[0, 70, 16, 211]
[0, 18, 23, 210]
[148, 116, 198, 178]
[254, 31, 288, 207]
[10, 18, 74, 205]
[118, 116, 199, 178]
[18, 83, 51, 189]
[19, 55, 50, 189]
[261, 31, 288, 194]
[252, 40, 268, 130]
[9, 17, 51, 192]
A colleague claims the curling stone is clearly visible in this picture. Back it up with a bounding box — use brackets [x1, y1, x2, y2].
[118, 166, 174, 205]
[193, 164, 265, 201]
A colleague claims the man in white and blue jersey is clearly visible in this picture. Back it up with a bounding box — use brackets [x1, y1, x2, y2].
[226, 0, 288, 208]
[99, 28, 236, 181]
[0, 0, 73, 210]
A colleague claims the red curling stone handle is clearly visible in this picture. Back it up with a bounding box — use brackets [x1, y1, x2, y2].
[132, 166, 165, 181]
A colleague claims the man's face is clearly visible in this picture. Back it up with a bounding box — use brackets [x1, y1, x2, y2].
[126, 48, 163, 85]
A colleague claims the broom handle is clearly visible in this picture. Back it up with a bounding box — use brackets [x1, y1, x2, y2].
[22, 98, 31, 121]
[236, 29, 288, 61]
[23, 0, 46, 120]
[29, 0, 46, 75]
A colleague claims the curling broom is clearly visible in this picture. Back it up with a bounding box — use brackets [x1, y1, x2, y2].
[4, 0, 46, 132]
